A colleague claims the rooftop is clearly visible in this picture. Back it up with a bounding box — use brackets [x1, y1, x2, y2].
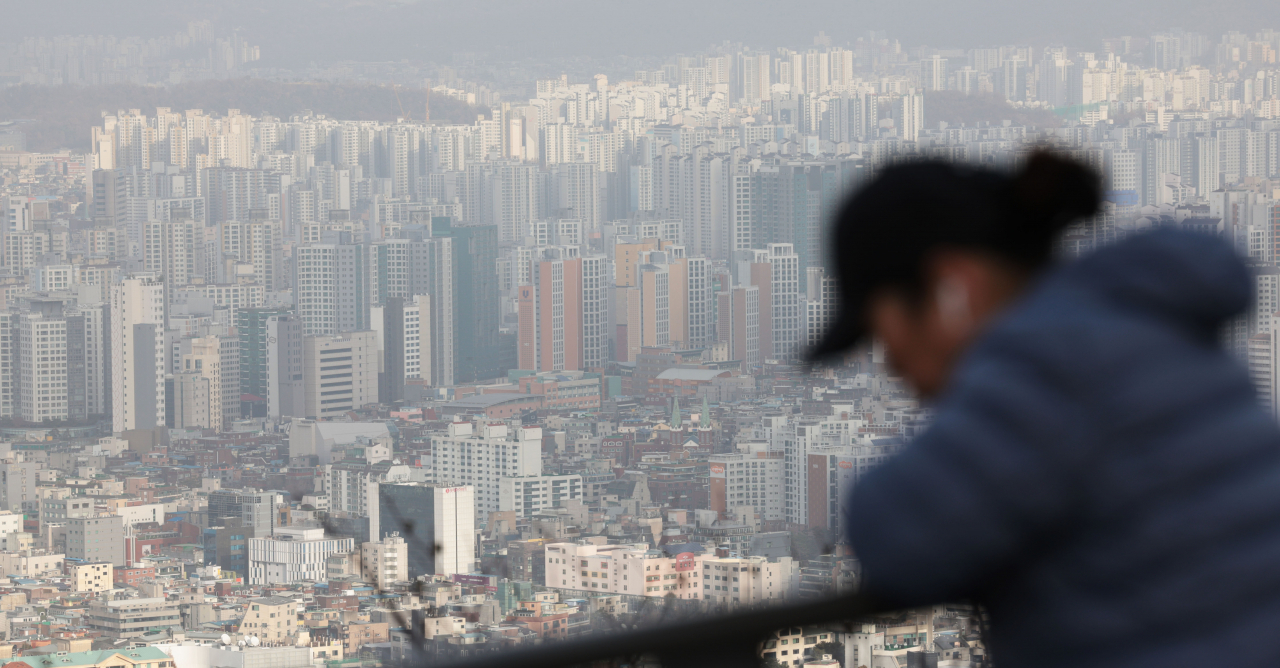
[444, 393, 538, 408]
[17, 648, 169, 668]
[654, 368, 727, 381]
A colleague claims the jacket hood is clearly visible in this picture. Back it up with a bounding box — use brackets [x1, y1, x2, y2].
[1060, 229, 1249, 338]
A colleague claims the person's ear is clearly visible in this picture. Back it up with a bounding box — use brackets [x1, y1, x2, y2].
[935, 275, 972, 335]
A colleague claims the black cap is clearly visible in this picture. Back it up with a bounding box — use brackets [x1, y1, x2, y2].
[806, 153, 1100, 363]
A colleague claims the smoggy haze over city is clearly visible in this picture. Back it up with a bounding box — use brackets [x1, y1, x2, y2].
[7, 0, 1280, 61]
[7, 0, 1280, 666]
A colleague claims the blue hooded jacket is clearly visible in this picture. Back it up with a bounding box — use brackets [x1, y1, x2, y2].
[847, 230, 1280, 667]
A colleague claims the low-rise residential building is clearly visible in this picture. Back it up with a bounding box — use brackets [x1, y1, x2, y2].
[15, 647, 174, 668]
[516, 371, 602, 411]
[701, 556, 799, 608]
[0, 550, 64, 577]
[113, 565, 156, 588]
[334, 620, 389, 654]
[68, 561, 113, 592]
[237, 596, 298, 644]
[84, 597, 182, 638]
[760, 627, 842, 668]
[544, 542, 704, 600]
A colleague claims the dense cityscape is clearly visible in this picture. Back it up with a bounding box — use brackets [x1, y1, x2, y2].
[0, 17, 1279, 668]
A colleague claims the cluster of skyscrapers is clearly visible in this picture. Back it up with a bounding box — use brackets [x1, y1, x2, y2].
[0, 28, 1279, 433]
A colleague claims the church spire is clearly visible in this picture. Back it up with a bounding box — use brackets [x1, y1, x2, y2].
[671, 396, 681, 429]
[701, 396, 710, 429]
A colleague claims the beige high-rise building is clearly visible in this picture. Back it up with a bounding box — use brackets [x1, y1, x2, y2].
[717, 285, 761, 370]
[303, 331, 378, 418]
[614, 238, 663, 288]
[665, 247, 713, 350]
[637, 261, 670, 350]
[173, 336, 223, 430]
[517, 248, 607, 372]
[360, 533, 408, 588]
[110, 274, 166, 433]
[615, 245, 679, 363]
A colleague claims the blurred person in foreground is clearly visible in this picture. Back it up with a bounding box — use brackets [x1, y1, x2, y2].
[809, 152, 1280, 667]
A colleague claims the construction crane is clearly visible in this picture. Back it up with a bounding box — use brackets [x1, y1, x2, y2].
[393, 85, 409, 122]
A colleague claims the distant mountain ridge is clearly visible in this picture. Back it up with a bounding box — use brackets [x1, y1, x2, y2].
[923, 91, 1063, 130]
[0, 80, 490, 153]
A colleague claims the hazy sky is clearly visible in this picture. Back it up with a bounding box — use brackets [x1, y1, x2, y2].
[9, 0, 1280, 64]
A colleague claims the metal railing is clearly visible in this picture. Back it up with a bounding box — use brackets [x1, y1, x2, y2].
[442, 592, 885, 668]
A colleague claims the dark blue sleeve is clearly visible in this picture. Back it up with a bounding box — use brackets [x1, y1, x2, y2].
[847, 338, 1093, 607]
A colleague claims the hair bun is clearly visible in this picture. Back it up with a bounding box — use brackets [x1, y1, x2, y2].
[1009, 151, 1102, 235]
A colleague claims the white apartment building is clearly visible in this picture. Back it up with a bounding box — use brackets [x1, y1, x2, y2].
[360, 532, 408, 588]
[371, 294, 431, 388]
[755, 411, 907, 531]
[294, 242, 374, 336]
[701, 555, 799, 608]
[803, 266, 838, 351]
[402, 296, 426, 381]
[110, 274, 166, 432]
[709, 444, 784, 522]
[760, 415, 862, 526]
[1252, 267, 1280, 335]
[142, 218, 201, 298]
[425, 422, 542, 516]
[248, 526, 354, 585]
[0, 313, 13, 417]
[12, 303, 106, 424]
[544, 542, 705, 600]
[15, 312, 68, 422]
[1249, 330, 1278, 417]
[498, 474, 583, 518]
[766, 243, 801, 361]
